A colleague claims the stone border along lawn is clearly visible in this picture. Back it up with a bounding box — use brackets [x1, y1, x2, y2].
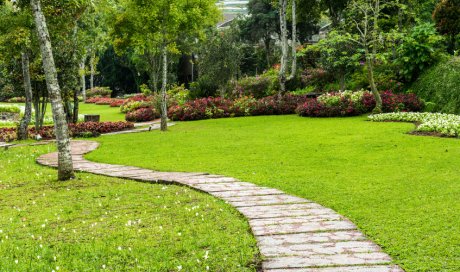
[37, 140, 402, 272]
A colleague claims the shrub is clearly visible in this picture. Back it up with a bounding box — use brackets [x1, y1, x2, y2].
[297, 90, 423, 117]
[234, 76, 272, 98]
[300, 68, 334, 91]
[396, 23, 445, 81]
[86, 87, 112, 98]
[167, 85, 190, 106]
[7, 97, 26, 103]
[0, 105, 20, 113]
[125, 108, 158, 122]
[1, 122, 134, 142]
[234, 69, 279, 98]
[168, 94, 309, 121]
[120, 100, 152, 114]
[0, 128, 17, 142]
[411, 56, 460, 114]
[109, 99, 126, 107]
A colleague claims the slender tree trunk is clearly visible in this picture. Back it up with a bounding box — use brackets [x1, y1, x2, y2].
[90, 52, 95, 90]
[365, 47, 382, 113]
[33, 96, 40, 130]
[264, 37, 271, 69]
[289, 0, 297, 80]
[31, 0, 74, 181]
[18, 52, 33, 140]
[160, 45, 168, 131]
[72, 90, 79, 123]
[339, 72, 346, 91]
[80, 58, 86, 101]
[278, 0, 288, 96]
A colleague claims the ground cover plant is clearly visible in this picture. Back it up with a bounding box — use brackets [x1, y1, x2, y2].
[87, 116, 460, 272]
[0, 145, 259, 271]
[369, 112, 460, 137]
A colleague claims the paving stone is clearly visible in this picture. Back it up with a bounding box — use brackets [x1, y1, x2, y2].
[256, 231, 367, 246]
[191, 182, 259, 192]
[252, 220, 356, 236]
[228, 195, 310, 207]
[264, 265, 404, 272]
[174, 176, 238, 184]
[250, 214, 343, 227]
[209, 188, 284, 198]
[262, 252, 392, 269]
[259, 240, 382, 257]
[237, 203, 331, 219]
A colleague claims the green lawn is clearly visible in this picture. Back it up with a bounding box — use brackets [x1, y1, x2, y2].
[0, 102, 125, 125]
[0, 145, 259, 271]
[87, 115, 460, 272]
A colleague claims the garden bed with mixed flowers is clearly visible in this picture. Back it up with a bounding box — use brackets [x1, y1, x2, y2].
[369, 112, 460, 138]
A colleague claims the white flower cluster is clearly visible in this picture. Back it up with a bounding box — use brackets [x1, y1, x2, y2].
[318, 90, 369, 106]
[368, 112, 460, 137]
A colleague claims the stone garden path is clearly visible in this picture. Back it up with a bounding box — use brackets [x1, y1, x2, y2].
[37, 140, 403, 272]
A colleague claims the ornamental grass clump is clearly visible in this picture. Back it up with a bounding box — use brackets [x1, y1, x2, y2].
[369, 112, 460, 137]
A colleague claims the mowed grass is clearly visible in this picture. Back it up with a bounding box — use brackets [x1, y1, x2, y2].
[0, 145, 259, 271]
[87, 115, 460, 272]
[0, 102, 125, 125]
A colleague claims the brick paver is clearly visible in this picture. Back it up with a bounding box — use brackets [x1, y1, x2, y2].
[36, 140, 403, 272]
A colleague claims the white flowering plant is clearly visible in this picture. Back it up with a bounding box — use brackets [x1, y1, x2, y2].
[368, 112, 460, 137]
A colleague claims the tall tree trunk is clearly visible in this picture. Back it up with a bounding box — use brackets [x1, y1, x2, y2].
[80, 58, 86, 101]
[160, 45, 168, 131]
[18, 52, 33, 140]
[73, 90, 79, 123]
[289, 0, 297, 80]
[31, 0, 74, 181]
[339, 72, 346, 91]
[264, 37, 271, 69]
[278, 0, 288, 96]
[90, 52, 95, 90]
[365, 47, 382, 113]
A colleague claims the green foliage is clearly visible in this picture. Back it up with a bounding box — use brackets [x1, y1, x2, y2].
[0, 105, 20, 113]
[395, 23, 445, 81]
[167, 84, 190, 106]
[234, 69, 279, 98]
[411, 56, 460, 114]
[433, 0, 460, 53]
[86, 87, 113, 98]
[196, 26, 242, 95]
[307, 31, 361, 89]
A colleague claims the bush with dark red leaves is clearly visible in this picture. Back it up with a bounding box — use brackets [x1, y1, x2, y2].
[125, 107, 158, 122]
[0, 122, 134, 142]
[0, 128, 17, 142]
[168, 94, 310, 121]
[85, 97, 127, 106]
[297, 91, 424, 117]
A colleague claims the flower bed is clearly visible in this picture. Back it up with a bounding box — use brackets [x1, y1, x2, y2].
[369, 112, 460, 137]
[86, 87, 112, 98]
[0, 121, 134, 142]
[125, 108, 158, 122]
[85, 97, 126, 106]
[297, 91, 424, 117]
[167, 94, 309, 121]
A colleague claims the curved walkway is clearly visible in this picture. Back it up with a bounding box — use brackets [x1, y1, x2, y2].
[37, 140, 403, 272]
